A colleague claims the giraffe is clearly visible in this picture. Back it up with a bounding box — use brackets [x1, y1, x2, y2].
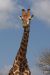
[8, 9, 33, 75]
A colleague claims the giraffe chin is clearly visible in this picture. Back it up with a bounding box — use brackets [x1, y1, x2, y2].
[22, 22, 29, 28]
[23, 25, 29, 28]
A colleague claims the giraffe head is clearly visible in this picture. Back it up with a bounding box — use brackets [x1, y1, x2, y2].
[20, 9, 34, 28]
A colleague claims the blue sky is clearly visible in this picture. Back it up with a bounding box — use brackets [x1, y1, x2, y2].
[0, 0, 50, 75]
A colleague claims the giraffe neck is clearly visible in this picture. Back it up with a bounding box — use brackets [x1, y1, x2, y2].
[8, 25, 31, 75]
[15, 25, 30, 63]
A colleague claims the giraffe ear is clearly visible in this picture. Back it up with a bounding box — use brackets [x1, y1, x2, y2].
[31, 15, 34, 18]
[18, 16, 22, 20]
[29, 15, 34, 20]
